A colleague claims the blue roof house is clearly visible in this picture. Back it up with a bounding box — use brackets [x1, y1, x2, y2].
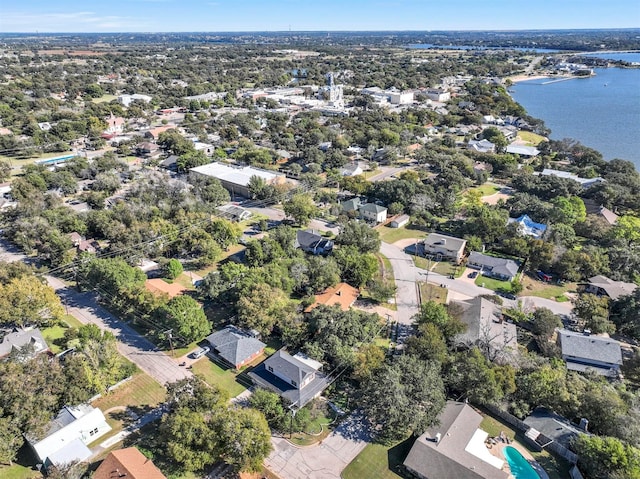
[508, 214, 547, 240]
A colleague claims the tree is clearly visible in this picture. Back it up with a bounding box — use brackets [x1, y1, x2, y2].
[611, 289, 640, 339]
[413, 301, 466, 340]
[177, 150, 210, 172]
[335, 220, 381, 253]
[445, 348, 510, 405]
[249, 389, 286, 430]
[481, 126, 507, 150]
[0, 275, 64, 327]
[0, 418, 22, 466]
[166, 377, 228, 412]
[406, 322, 449, 363]
[573, 435, 640, 479]
[353, 344, 385, 383]
[333, 246, 378, 287]
[163, 295, 210, 342]
[236, 283, 291, 337]
[550, 196, 587, 226]
[614, 215, 640, 245]
[0, 160, 11, 182]
[166, 259, 183, 280]
[214, 408, 272, 472]
[283, 193, 317, 226]
[531, 308, 562, 339]
[161, 408, 218, 472]
[573, 294, 613, 334]
[360, 354, 446, 443]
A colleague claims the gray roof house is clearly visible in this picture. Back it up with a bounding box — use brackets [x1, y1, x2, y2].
[524, 408, 587, 450]
[583, 275, 637, 300]
[359, 203, 387, 223]
[205, 326, 265, 369]
[295, 230, 334, 255]
[453, 297, 518, 363]
[557, 329, 623, 378]
[421, 233, 467, 263]
[467, 252, 519, 281]
[0, 328, 49, 359]
[248, 349, 329, 408]
[403, 401, 509, 479]
[341, 197, 362, 213]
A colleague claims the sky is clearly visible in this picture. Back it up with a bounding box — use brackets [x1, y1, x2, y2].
[1, 0, 639, 33]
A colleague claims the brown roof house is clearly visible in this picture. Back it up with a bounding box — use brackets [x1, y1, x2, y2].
[403, 401, 509, 479]
[94, 447, 167, 479]
[305, 283, 359, 312]
[145, 278, 186, 299]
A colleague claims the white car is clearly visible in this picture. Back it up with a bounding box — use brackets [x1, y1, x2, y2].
[192, 347, 210, 359]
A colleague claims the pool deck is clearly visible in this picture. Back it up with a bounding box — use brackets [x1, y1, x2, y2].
[489, 440, 550, 479]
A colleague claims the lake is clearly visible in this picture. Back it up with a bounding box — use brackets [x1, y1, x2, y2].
[510, 56, 640, 169]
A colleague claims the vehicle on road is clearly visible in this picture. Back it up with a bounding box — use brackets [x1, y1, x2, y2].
[192, 347, 210, 359]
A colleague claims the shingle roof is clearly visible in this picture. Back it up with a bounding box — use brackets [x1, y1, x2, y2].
[468, 252, 519, 277]
[523, 408, 584, 449]
[0, 328, 49, 357]
[403, 401, 509, 479]
[422, 233, 467, 253]
[144, 279, 186, 299]
[587, 275, 637, 300]
[94, 447, 167, 479]
[305, 283, 359, 312]
[205, 326, 265, 367]
[558, 329, 622, 366]
[359, 203, 387, 214]
[264, 349, 317, 386]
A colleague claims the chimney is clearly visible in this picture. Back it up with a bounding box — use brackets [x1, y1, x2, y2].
[336, 291, 342, 296]
[435, 433, 441, 443]
[579, 418, 589, 432]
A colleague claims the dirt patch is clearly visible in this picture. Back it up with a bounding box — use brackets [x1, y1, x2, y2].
[482, 192, 512, 205]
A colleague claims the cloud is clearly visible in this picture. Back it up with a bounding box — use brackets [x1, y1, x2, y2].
[1, 11, 151, 32]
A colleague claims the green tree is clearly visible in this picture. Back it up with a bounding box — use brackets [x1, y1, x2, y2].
[236, 283, 291, 337]
[163, 295, 210, 342]
[445, 348, 506, 405]
[573, 435, 640, 479]
[406, 322, 449, 363]
[335, 220, 381, 253]
[360, 354, 446, 443]
[0, 160, 11, 182]
[214, 408, 272, 472]
[614, 215, 640, 245]
[574, 294, 613, 334]
[0, 418, 22, 466]
[0, 275, 64, 327]
[531, 308, 562, 339]
[550, 196, 587, 226]
[283, 193, 317, 226]
[177, 150, 210, 172]
[161, 408, 218, 472]
[611, 289, 640, 339]
[166, 377, 228, 412]
[413, 301, 467, 340]
[166, 259, 184, 280]
[249, 389, 286, 430]
[333, 245, 378, 287]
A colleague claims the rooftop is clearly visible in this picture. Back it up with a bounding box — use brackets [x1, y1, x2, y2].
[191, 162, 283, 187]
[305, 283, 359, 312]
[0, 328, 49, 358]
[94, 447, 167, 479]
[145, 278, 186, 299]
[205, 326, 265, 367]
[558, 329, 622, 369]
[422, 233, 467, 252]
[586, 275, 637, 300]
[468, 252, 519, 278]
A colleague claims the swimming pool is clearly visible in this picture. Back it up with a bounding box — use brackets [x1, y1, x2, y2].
[503, 446, 541, 479]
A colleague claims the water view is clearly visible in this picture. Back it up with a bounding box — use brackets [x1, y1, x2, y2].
[510, 54, 640, 168]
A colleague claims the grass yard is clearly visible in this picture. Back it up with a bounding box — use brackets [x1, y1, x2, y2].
[41, 315, 87, 353]
[516, 131, 547, 146]
[521, 275, 576, 301]
[93, 371, 166, 412]
[418, 282, 448, 304]
[479, 413, 571, 479]
[432, 261, 464, 278]
[475, 275, 513, 293]
[190, 357, 247, 397]
[0, 465, 42, 479]
[91, 94, 118, 103]
[342, 436, 415, 479]
[377, 225, 425, 244]
[467, 183, 502, 197]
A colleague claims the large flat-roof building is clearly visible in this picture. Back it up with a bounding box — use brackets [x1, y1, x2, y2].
[190, 162, 289, 198]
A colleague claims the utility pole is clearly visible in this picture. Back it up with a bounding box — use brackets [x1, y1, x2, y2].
[165, 329, 174, 357]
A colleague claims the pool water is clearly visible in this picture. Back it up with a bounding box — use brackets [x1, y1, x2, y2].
[503, 446, 541, 479]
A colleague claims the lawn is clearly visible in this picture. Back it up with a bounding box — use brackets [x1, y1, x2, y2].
[479, 414, 571, 479]
[41, 315, 88, 353]
[92, 371, 166, 412]
[190, 357, 247, 397]
[0, 464, 42, 479]
[516, 131, 547, 146]
[91, 94, 118, 103]
[418, 282, 448, 304]
[377, 225, 425, 244]
[475, 275, 513, 293]
[342, 436, 415, 479]
[432, 261, 464, 278]
[521, 275, 576, 301]
[467, 183, 502, 197]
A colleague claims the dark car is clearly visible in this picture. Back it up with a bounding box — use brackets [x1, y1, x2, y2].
[468, 271, 479, 279]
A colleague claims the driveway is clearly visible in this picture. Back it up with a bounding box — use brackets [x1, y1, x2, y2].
[380, 242, 420, 325]
[0, 238, 27, 263]
[265, 411, 371, 479]
[47, 276, 192, 386]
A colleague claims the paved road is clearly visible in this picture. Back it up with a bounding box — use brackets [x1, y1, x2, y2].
[46, 276, 191, 386]
[265, 411, 371, 479]
[367, 166, 405, 182]
[0, 238, 27, 263]
[380, 242, 420, 325]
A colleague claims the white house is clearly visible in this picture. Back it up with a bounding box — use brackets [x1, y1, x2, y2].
[389, 91, 414, 105]
[28, 404, 111, 467]
[390, 214, 410, 228]
[359, 203, 388, 223]
[118, 94, 152, 107]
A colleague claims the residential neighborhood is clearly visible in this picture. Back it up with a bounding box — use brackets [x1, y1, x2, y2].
[0, 24, 639, 479]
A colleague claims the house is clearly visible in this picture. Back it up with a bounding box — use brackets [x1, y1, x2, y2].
[359, 203, 387, 223]
[467, 252, 519, 282]
[118, 94, 152, 107]
[248, 349, 330, 408]
[144, 125, 176, 140]
[424, 88, 450, 102]
[190, 162, 289, 198]
[94, 447, 167, 479]
[507, 214, 547, 240]
[557, 329, 623, 377]
[539, 169, 605, 188]
[205, 326, 265, 369]
[104, 113, 126, 135]
[295, 230, 334, 255]
[145, 278, 186, 299]
[403, 401, 509, 479]
[582, 275, 637, 300]
[340, 197, 362, 213]
[305, 283, 359, 312]
[340, 162, 363, 177]
[524, 408, 587, 451]
[421, 233, 467, 263]
[390, 214, 410, 229]
[159, 155, 179, 172]
[506, 144, 540, 158]
[0, 328, 49, 359]
[468, 139, 496, 154]
[452, 297, 518, 363]
[27, 404, 111, 468]
[216, 204, 252, 222]
[136, 142, 162, 159]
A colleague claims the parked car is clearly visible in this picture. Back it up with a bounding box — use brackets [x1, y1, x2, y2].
[192, 347, 210, 359]
[468, 271, 479, 279]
